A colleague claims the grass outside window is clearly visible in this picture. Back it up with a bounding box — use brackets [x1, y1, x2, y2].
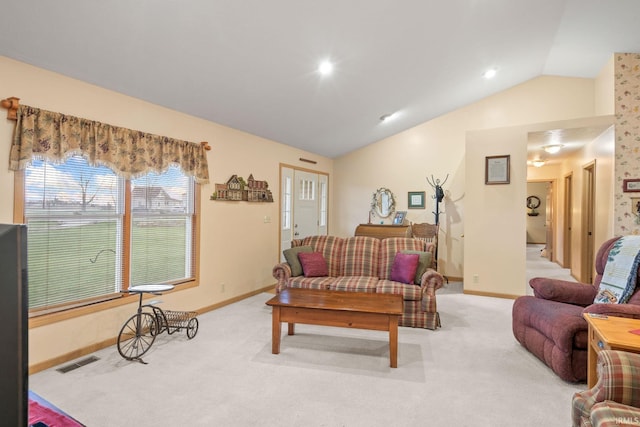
[15, 155, 200, 317]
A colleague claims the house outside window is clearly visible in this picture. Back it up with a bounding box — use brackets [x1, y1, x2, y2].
[22, 155, 197, 313]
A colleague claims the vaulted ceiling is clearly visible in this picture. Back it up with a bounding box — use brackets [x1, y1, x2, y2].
[1, 1, 639, 158]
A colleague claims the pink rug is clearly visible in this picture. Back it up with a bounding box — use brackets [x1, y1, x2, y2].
[29, 398, 84, 427]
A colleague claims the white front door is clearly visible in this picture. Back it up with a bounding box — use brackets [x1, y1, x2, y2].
[280, 167, 328, 260]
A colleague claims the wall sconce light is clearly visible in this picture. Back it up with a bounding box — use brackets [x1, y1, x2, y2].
[543, 144, 563, 154]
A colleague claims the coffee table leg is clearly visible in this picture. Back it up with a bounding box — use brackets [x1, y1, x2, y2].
[288, 322, 295, 335]
[272, 306, 281, 354]
[389, 316, 398, 368]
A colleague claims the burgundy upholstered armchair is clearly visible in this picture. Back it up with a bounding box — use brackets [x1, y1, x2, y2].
[512, 237, 640, 382]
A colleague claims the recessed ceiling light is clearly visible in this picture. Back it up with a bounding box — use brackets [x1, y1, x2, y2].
[483, 68, 497, 79]
[318, 60, 333, 76]
[543, 144, 563, 154]
[379, 112, 398, 122]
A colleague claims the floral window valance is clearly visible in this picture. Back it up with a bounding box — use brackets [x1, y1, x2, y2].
[9, 105, 210, 184]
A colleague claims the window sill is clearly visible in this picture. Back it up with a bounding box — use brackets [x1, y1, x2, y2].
[28, 280, 198, 329]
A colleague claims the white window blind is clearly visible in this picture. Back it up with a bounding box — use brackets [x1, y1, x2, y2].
[319, 180, 327, 227]
[25, 156, 123, 309]
[24, 155, 195, 311]
[130, 168, 194, 286]
[282, 176, 291, 230]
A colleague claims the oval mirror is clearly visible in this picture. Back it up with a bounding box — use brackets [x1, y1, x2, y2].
[371, 188, 396, 218]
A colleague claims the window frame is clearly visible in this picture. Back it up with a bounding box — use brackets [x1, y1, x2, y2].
[13, 166, 201, 325]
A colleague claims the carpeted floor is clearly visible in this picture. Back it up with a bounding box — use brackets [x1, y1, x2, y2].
[30, 254, 584, 427]
[526, 243, 575, 292]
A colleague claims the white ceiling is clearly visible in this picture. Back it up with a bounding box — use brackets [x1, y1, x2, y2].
[527, 125, 613, 166]
[1, 0, 639, 158]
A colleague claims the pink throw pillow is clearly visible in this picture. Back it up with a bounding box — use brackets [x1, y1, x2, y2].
[390, 252, 420, 284]
[298, 252, 329, 277]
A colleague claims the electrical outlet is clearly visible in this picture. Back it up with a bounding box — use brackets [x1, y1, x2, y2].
[263, 216, 271, 223]
[220, 283, 225, 293]
[473, 274, 479, 283]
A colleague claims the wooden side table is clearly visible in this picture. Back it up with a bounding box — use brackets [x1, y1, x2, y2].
[354, 224, 412, 239]
[584, 313, 640, 387]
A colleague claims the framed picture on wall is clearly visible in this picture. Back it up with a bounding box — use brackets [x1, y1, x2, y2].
[623, 179, 640, 192]
[408, 191, 425, 209]
[485, 155, 510, 185]
[393, 211, 407, 225]
[631, 197, 640, 217]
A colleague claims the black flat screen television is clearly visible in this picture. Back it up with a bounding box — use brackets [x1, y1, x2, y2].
[0, 224, 28, 426]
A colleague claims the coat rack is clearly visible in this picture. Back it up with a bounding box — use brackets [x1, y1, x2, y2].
[426, 174, 449, 283]
[426, 174, 448, 225]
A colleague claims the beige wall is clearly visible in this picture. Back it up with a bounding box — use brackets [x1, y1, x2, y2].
[335, 75, 597, 280]
[1, 51, 628, 369]
[0, 56, 333, 368]
[526, 122, 615, 281]
[465, 125, 528, 295]
[595, 55, 615, 116]
[464, 115, 614, 296]
[526, 182, 548, 244]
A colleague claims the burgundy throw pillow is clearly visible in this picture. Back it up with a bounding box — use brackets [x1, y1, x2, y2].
[390, 252, 420, 284]
[298, 252, 329, 277]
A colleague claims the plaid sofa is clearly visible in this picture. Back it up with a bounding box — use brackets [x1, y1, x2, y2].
[572, 350, 640, 427]
[272, 235, 444, 330]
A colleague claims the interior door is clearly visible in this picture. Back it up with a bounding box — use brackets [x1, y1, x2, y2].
[545, 181, 554, 261]
[563, 173, 572, 268]
[581, 162, 596, 283]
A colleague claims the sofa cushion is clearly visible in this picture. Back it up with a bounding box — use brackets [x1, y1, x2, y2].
[402, 250, 432, 284]
[298, 252, 329, 277]
[283, 245, 313, 277]
[330, 276, 379, 293]
[390, 252, 420, 284]
[376, 279, 422, 301]
[287, 275, 335, 290]
[294, 235, 345, 277]
[378, 237, 427, 280]
[340, 236, 380, 277]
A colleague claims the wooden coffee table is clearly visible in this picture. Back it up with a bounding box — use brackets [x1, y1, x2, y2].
[266, 288, 404, 367]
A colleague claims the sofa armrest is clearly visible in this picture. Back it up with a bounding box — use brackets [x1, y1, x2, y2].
[529, 277, 596, 305]
[420, 268, 444, 295]
[572, 350, 640, 426]
[589, 401, 640, 427]
[272, 262, 292, 293]
[584, 303, 640, 319]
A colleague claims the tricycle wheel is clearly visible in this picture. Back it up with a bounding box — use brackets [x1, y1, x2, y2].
[186, 317, 199, 339]
[117, 312, 157, 360]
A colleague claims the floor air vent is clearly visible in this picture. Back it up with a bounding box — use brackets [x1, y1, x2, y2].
[56, 356, 99, 373]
